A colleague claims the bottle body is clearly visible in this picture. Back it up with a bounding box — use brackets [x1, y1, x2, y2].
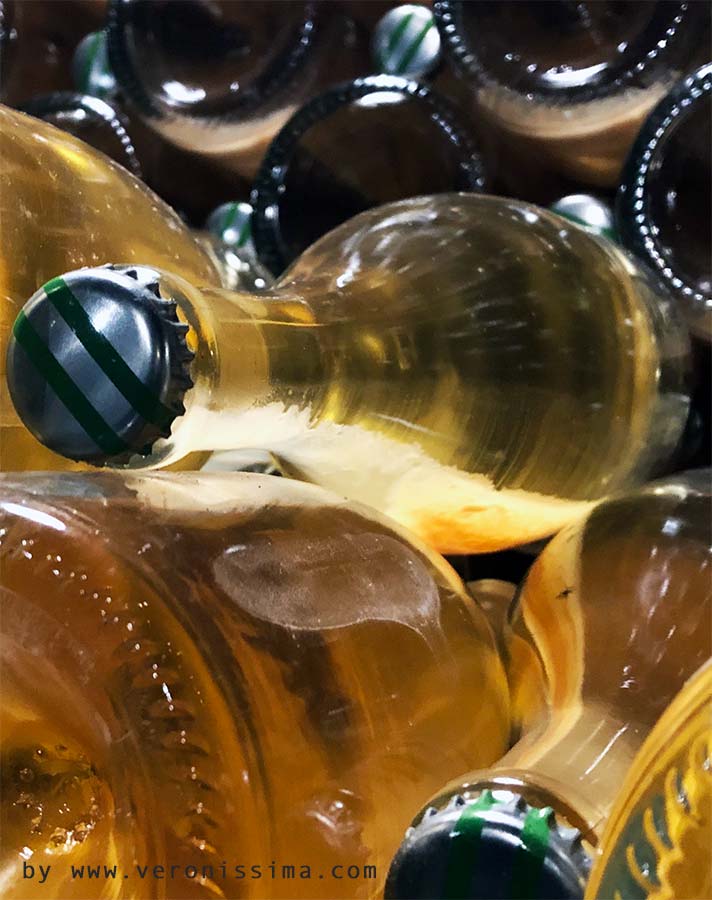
[494, 471, 712, 833]
[0, 105, 218, 471]
[585, 661, 712, 900]
[133, 195, 689, 553]
[0, 470, 510, 899]
[397, 472, 711, 862]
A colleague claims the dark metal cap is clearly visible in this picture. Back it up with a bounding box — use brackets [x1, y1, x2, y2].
[6, 266, 194, 465]
[385, 790, 592, 900]
[372, 5, 441, 79]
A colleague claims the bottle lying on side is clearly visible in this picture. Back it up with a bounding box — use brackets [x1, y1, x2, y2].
[6, 192, 691, 553]
[0, 469, 510, 900]
[386, 470, 711, 898]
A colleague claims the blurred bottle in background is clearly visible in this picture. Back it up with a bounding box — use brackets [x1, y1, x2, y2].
[250, 74, 487, 274]
[617, 63, 711, 343]
[386, 471, 712, 898]
[618, 63, 712, 475]
[104, 0, 383, 181]
[433, 1, 710, 196]
[19, 91, 143, 176]
[0, 0, 107, 104]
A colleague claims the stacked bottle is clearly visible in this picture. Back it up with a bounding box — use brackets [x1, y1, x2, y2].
[3, 128, 692, 552]
[433, 0, 710, 191]
[0, 105, 219, 471]
[386, 471, 711, 897]
[0, 469, 510, 899]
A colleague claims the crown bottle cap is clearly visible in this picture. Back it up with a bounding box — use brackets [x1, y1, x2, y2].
[6, 266, 193, 465]
[205, 201, 256, 256]
[550, 194, 617, 242]
[73, 30, 117, 100]
[385, 789, 592, 899]
[371, 5, 441, 79]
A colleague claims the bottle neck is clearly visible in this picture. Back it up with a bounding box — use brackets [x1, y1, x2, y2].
[128, 244, 691, 491]
[135, 274, 324, 469]
[490, 705, 642, 838]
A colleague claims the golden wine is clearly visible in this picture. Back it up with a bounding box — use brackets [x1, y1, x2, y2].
[585, 661, 712, 900]
[7, 194, 690, 553]
[0, 470, 510, 900]
[386, 471, 711, 898]
[0, 105, 218, 471]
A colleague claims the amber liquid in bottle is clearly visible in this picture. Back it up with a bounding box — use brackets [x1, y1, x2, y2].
[0, 105, 218, 471]
[133, 194, 689, 553]
[427, 472, 711, 840]
[0, 471, 510, 900]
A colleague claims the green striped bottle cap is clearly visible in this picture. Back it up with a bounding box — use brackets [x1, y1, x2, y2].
[549, 194, 617, 242]
[6, 266, 194, 465]
[205, 201, 255, 255]
[371, 5, 441, 79]
[385, 790, 592, 899]
[73, 31, 117, 100]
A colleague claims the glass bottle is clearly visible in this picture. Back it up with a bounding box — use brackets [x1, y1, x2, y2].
[195, 230, 275, 294]
[616, 63, 712, 343]
[6, 193, 692, 554]
[250, 74, 487, 274]
[0, 104, 219, 472]
[104, 0, 378, 181]
[585, 660, 711, 900]
[433, 1, 710, 189]
[385, 471, 711, 898]
[0, 468, 511, 900]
